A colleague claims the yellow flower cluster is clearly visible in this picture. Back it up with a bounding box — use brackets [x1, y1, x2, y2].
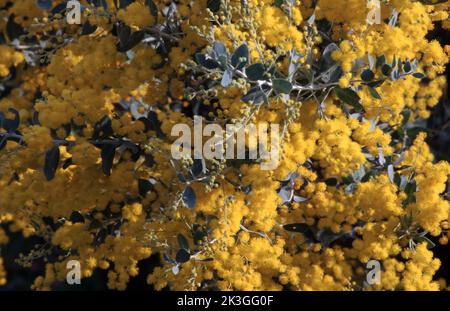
[0, 46, 24, 77]
[117, 1, 155, 28]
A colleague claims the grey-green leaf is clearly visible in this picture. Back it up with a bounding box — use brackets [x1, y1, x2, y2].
[246, 63, 265, 81]
[413, 72, 425, 79]
[101, 144, 116, 176]
[231, 43, 249, 70]
[334, 87, 363, 111]
[175, 249, 191, 263]
[207, 0, 221, 12]
[221, 68, 233, 87]
[182, 186, 196, 208]
[213, 41, 227, 57]
[241, 87, 268, 105]
[403, 60, 412, 73]
[376, 55, 386, 68]
[44, 145, 60, 181]
[195, 53, 219, 69]
[145, 0, 158, 18]
[272, 78, 292, 94]
[177, 234, 189, 250]
[381, 64, 392, 76]
[361, 69, 375, 82]
[368, 86, 381, 99]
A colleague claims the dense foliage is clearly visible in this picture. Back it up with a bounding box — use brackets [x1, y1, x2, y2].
[0, 0, 449, 290]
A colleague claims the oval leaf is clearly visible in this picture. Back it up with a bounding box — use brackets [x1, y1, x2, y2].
[272, 78, 292, 94]
[221, 68, 233, 87]
[334, 87, 363, 111]
[195, 53, 219, 70]
[368, 86, 381, 99]
[241, 87, 267, 105]
[175, 248, 191, 263]
[246, 63, 265, 81]
[44, 146, 60, 181]
[361, 69, 374, 82]
[182, 186, 196, 209]
[231, 43, 249, 70]
[177, 234, 189, 250]
[213, 41, 227, 57]
[101, 144, 116, 176]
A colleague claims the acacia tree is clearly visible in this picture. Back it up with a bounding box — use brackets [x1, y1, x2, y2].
[0, 0, 449, 290]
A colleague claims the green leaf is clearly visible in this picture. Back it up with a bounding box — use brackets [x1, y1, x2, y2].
[177, 234, 189, 250]
[44, 146, 60, 181]
[403, 60, 412, 73]
[381, 64, 392, 76]
[1, 108, 20, 132]
[368, 86, 381, 99]
[391, 69, 400, 81]
[191, 158, 205, 178]
[392, 55, 397, 68]
[325, 178, 338, 187]
[351, 166, 366, 182]
[213, 41, 227, 57]
[81, 22, 97, 36]
[272, 78, 292, 94]
[207, 0, 221, 12]
[6, 15, 25, 41]
[92, 116, 113, 140]
[138, 179, 154, 197]
[117, 27, 145, 52]
[117, 23, 130, 45]
[145, 0, 158, 18]
[403, 181, 417, 206]
[334, 87, 363, 111]
[101, 144, 116, 176]
[361, 69, 375, 82]
[241, 86, 268, 105]
[175, 249, 191, 263]
[394, 173, 402, 188]
[413, 72, 425, 79]
[182, 186, 196, 209]
[231, 43, 249, 70]
[195, 53, 219, 69]
[274, 0, 284, 7]
[401, 109, 411, 126]
[217, 54, 228, 69]
[368, 79, 385, 88]
[376, 55, 386, 68]
[246, 63, 265, 81]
